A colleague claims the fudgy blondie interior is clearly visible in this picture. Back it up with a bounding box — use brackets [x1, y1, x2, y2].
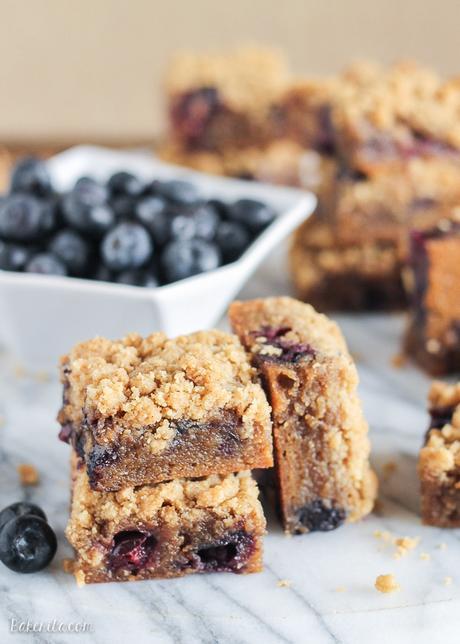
[229, 297, 377, 534]
[67, 454, 265, 584]
[58, 330, 273, 491]
[419, 381, 460, 527]
[405, 213, 460, 374]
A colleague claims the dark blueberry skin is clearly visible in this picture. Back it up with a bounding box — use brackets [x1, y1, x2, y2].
[0, 502, 47, 534]
[48, 229, 90, 275]
[295, 500, 346, 533]
[92, 265, 114, 282]
[101, 222, 153, 271]
[10, 157, 52, 197]
[0, 195, 51, 242]
[110, 195, 137, 220]
[191, 204, 220, 240]
[148, 210, 195, 246]
[228, 198, 276, 233]
[72, 177, 109, 207]
[25, 253, 67, 276]
[108, 531, 157, 572]
[0, 515, 57, 573]
[254, 326, 315, 364]
[134, 195, 167, 232]
[206, 198, 229, 219]
[194, 530, 254, 572]
[215, 221, 250, 263]
[108, 172, 144, 197]
[62, 193, 115, 238]
[160, 238, 221, 283]
[154, 180, 199, 206]
[115, 269, 159, 288]
[0, 242, 33, 271]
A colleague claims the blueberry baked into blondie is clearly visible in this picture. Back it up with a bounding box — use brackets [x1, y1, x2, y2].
[229, 297, 377, 534]
[67, 454, 265, 584]
[419, 381, 460, 527]
[58, 330, 273, 491]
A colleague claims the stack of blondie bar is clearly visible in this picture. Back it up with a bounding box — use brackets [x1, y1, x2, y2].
[59, 297, 376, 584]
[161, 49, 460, 315]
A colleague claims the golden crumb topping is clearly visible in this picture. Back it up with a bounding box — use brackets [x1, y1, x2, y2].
[60, 330, 270, 449]
[375, 573, 400, 594]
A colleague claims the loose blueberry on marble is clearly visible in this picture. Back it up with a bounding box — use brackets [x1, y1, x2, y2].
[0, 515, 57, 573]
[0, 502, 47, 534]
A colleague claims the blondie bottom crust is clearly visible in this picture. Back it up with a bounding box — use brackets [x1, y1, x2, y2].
[331, 61, 460, 175]
[166, 46, 290, 152]
[405, 214, 460, 375]
[289, 215, 406, 311]
[229, 297, 377, 534]
[67, 455, 265, 584]
[419, 382, 460, 527]
[58, 330, 273, 491]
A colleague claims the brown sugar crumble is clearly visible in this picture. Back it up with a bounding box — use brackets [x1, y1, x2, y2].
[17, 463, 39, 486]
[277, 579, 292, 588]
[375, 573, 400, 594]
[391, 353, 407, 369]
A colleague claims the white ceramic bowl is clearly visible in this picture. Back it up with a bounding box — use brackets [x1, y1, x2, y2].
[0, 146, 315, 368]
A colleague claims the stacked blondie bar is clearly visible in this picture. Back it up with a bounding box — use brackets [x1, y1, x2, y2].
[59, 297, 376, 584]
[162, 49, 460, 315]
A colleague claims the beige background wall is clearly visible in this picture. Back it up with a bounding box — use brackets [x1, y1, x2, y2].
[0, 0, 458, 143]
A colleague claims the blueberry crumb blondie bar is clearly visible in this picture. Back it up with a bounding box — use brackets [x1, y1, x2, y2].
[419, 381, 460, 527]
[67, 454, 265, 584]
[58, 330, 273, 491]
[229, 297, 377, 534]
[405, 213, 460, 375]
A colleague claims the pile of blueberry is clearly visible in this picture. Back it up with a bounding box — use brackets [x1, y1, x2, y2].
[0, 156, 276, 286]
[0, 502, 57, 573]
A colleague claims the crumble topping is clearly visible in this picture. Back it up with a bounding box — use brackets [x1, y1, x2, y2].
[60, 330, 270, 451]
[375, 573, 400, 594]
[17, 463, 39, 486]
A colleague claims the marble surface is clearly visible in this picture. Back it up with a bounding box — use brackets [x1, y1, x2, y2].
[1, 251, 460, 644]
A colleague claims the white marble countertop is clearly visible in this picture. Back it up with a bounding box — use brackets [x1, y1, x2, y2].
[1, 251, 459, 644]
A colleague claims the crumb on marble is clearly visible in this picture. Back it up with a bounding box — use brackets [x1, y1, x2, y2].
[277, 579, 291, 588]
[17, 463, 39, 486]
[373, 529, 393, 543]
[335, 586, 347, 593]
[75, 569, 86, 587]
[420, 552, 431, 561]
[391, 353, 407, 369]
[437, 543, 448, 550]
[393, 536, 420, 559]
[62, 558, 75, 574]
[375, 574, 400, 594]
[13, 364, 27, 379]
[34, 370, 50, 383]
[444, 576, 453, 586]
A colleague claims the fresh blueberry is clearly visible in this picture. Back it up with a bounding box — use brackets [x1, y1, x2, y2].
[191, 204, 220, 240]
[228, 198, 276, 233]
[110, 195, 137, 220]
[108, 172, 144, 197]
[215, 221, 250, 262]
[0, 242, 33, 272]
[296, 500, 346, 532]
[0, 515, 57, 573]
[160, 238, 221, 283]
[115, 269, 159, 288]
[48, 229, 90, 275]
[206, 199, 229, 219]
[72, 177, 108, 207]
[148, 210, 195, 245]
[0, 195, 51, 242]
[10, 157, 52, 197]
[101, 222, 153, 271]
[134, 196, 167, 232]
[25, 253, 67, 276]
[155, 180, 199, 206]
[0, 502, 47, 534]
[62, 193, 115, 238]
